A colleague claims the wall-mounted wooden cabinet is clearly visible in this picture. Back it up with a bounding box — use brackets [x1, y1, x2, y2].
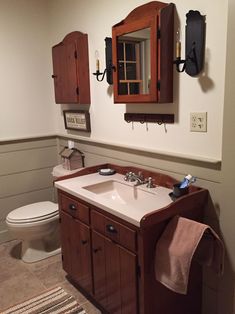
[112, 1, 174, 103]
[52, 31, 91, 104]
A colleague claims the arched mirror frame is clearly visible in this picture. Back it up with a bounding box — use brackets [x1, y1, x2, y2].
[112, 1, 174, 104]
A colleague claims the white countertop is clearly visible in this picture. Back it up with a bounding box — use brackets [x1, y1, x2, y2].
[55, 172, 173, 227]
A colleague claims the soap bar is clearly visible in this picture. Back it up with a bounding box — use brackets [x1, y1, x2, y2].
[99, 168, 116, 176]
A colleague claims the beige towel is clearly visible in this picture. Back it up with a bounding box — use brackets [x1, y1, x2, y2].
[155, 215, 224, 295]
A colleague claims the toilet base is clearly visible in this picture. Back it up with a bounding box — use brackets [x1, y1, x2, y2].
[21, 239, 61, 263]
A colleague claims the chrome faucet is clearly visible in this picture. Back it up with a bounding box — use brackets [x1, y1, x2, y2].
[124, 171, 146, 186]
[124, 172, 156, 188]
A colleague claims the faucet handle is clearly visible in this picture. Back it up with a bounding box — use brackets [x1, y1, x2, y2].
[124, 171, 136, 182]
[146, 177, 156, 188]
[124, 172, 130, 181]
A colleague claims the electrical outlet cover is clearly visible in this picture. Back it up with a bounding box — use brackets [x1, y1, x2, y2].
[190, 112, 207, 132]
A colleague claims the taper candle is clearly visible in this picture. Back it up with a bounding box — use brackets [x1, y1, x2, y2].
[96, 59, 100, 71]
[176, 41, 181, 59]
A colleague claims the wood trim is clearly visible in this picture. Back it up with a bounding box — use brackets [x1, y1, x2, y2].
[113, 1, 168, 26]
[112, 1, 174, 103]
[158, 3, 174, 102]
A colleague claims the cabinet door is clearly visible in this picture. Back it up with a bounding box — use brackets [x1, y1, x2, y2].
[60, 210, 73, 275]
[106, 239, 138, 314]
[52, 31, 90, 104]
[105, 237, 122, 314]
[52, 41, 78, 104]
[119, 246, 138, 314]
[71, 219, 92, 293]
[112, 2, 174, 103]
[92, 231, 138, 314]
[92, 231, 107, 308]
[60, 211, 92, 293]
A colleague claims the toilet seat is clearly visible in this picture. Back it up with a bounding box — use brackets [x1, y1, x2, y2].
[6, 201, 58, 224]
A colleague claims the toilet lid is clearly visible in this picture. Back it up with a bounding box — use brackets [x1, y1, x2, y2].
[6, 201, 58, 224]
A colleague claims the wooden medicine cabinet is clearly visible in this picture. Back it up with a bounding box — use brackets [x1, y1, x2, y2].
[112, 1, 174, 103]
[52, 31, 91, 104]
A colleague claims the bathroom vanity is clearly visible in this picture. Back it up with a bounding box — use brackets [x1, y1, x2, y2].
[55, 164, 208, 314]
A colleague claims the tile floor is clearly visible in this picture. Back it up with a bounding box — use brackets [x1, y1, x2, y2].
[0, 240, 101, 313]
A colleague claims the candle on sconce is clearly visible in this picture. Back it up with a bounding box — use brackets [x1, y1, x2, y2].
[176, 41, 181, 59]
[95, 50, 100, 72]
[96, 59, 100, 72]
[176, 29, 181, 59]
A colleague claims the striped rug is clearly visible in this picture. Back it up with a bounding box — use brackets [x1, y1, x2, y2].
[1, 286, 86, 314]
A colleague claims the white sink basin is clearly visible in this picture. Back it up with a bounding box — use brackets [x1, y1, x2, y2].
[55, 173, 173, 226]
[83, 180, 156, 205]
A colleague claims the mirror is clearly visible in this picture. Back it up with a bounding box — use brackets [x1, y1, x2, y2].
[112, 1, 174, 103]
[117, 28, 151, 95]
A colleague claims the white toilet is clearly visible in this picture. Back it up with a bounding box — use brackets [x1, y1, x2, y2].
[6, 201, 60, 263]
[6, 164, 81, 263]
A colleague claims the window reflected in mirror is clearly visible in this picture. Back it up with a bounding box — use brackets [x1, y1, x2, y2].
[117, 28, 151, 95]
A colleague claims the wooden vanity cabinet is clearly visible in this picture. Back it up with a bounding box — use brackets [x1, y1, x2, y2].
[52, 31, 90, 104]
[57, 164, 209, 314]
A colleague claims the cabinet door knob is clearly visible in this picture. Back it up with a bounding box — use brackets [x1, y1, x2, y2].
[93, 247, 101, 253]
[69, 204, 77, 210]
[106, 224, 117, 234]
[81, 240, 88, 245]
[51, 74, 57, 78]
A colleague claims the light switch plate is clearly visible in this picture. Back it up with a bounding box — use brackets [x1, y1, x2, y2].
[190, 112, 207, 132]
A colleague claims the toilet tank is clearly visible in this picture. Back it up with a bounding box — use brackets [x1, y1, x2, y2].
[52, 164, 83, 180]
[52, 164, 83, 202]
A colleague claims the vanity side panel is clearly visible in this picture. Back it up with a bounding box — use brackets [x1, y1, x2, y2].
[138, 190, 207, 314]
[139, 224, 202, 314]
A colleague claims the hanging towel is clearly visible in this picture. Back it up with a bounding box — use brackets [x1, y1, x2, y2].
[155, 215, 224, 295]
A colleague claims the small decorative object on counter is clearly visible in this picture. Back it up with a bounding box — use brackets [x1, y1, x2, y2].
[59, 147, 85, 170]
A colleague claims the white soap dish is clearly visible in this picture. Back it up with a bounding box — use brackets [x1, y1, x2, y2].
[99, 168, 116, 176]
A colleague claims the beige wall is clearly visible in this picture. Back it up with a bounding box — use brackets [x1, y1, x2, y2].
[50, 0, 227, 161]
[0, 0, 57, 140]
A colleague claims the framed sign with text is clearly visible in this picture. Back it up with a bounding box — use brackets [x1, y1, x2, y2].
[63, 110, 91, 132]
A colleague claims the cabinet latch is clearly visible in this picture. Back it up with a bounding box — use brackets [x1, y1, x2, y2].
[76, 87, 79, 95]
[157, 28, 161, 39]
[137, 265, 141, 277]
[157, 80, 160, 91]
[74, 50, 78, 59]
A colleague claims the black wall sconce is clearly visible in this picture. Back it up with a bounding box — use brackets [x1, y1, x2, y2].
[174, 10, 206, 76]
[93, 37, 115, 84]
